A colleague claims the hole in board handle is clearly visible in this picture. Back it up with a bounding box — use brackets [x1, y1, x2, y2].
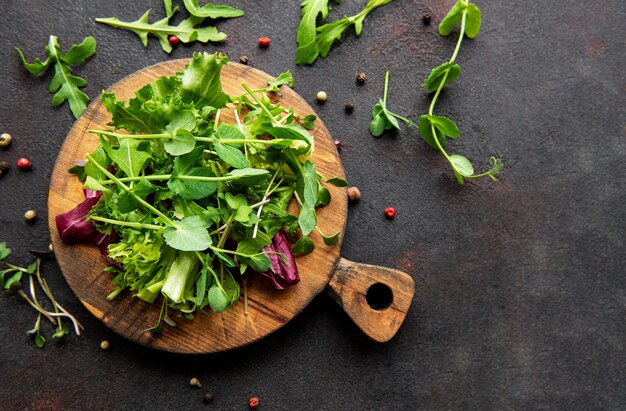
[366, 282, 393, 310]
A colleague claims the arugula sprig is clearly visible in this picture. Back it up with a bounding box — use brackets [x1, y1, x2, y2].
[296, 0, 393, 64]
[96, 0, 243, 54]
[297, 0, 331, 48]
[418, 0, 502, 183]
[0, 242, 83, 347]
[17, 36, 96, 119]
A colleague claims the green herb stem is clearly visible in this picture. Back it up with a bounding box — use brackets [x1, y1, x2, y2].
[17, 290, 55, 324]
[98, 174, 244, 184]
[383, 70, 390, 107]
[90, 129, 284, 146]
[90, 216, 164, 231]
[241, 84, 279, 125]
[429, 11, 466, 116]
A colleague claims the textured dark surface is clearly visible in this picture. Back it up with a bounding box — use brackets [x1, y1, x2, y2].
[0, 0, 624, 410]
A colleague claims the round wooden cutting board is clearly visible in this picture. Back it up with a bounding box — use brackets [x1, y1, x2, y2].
[48, 59, 415, 354]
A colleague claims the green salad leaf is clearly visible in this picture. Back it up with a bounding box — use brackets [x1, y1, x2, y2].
[59, 53, 343, 330]
[17, 35, 96, 119]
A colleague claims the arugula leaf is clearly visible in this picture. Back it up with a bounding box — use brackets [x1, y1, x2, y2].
[96, 11, 226, 54]
[85, 146, 112, 181]
[267, 71, 295, 92]
[263, 124, 313, 155]
[163, 216, 212, 251]
[226, 168, 271, 186]
[182, 0, 244, 19]
[181, 52, 230, 109]
[295, 0, 392, 65]
[164, 0, 175, 18]
[17, 35, 96, 119]
[297, 0, 330, 47]
[101, 138, 151, 182]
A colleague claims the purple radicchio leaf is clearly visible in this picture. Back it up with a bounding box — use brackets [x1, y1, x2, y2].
[260, 230, 299, 290]
[55, 190, 120, 266]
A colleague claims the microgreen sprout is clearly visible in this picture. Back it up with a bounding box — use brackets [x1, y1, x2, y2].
[0, 242, 83, 347]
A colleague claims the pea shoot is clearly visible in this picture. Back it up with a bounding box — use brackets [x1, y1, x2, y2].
[419, 0, 502, 183]
[368, 0, 503, 184]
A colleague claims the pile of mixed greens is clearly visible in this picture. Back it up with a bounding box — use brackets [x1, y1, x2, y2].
[56, 52, 344, 331]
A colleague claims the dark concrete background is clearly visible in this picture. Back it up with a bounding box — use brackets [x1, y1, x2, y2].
[1, 0, 624, 409]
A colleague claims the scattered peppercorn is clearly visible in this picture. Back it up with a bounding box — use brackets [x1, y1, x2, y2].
[203, 392, 214, 404]
[347, 186, 361, 202]
[0, 133, 12, 148]
[316, 91, 327, 103]
[190, 377, 202, 388]
[344, 102, 354, 113]
[24, 210, 37, 222]
[100, 340, 110, 350]
[422, 14, 432, 25]
[356, 72, 367, 84]
[239, 56, 249, 65]
[168, 35, 180, 47]
[17, 158, 31, 170]
[334, 140, 342, 150]
[384, 207, 396, 219]
[258, 36, 270, 48]
[49, 243, 54, 252]
[0, 161, 8, 177]
[248, 397, 260, 409]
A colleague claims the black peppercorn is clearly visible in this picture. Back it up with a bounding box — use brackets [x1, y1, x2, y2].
[356, 72, 366, 84]
[344, 102, 354, 113]
[0, 161, 9, 177]
[423, 14, 431, 25]
[203, 392, 214, 404]
[239, 56, 249, 65]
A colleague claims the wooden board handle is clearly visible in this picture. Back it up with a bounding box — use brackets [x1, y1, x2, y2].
[325, 258, 415, 342]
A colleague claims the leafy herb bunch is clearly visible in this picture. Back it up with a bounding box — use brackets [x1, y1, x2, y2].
[59, 52, 343, 331]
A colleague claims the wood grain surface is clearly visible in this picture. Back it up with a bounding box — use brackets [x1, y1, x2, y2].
[48, 59, 413, 353]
